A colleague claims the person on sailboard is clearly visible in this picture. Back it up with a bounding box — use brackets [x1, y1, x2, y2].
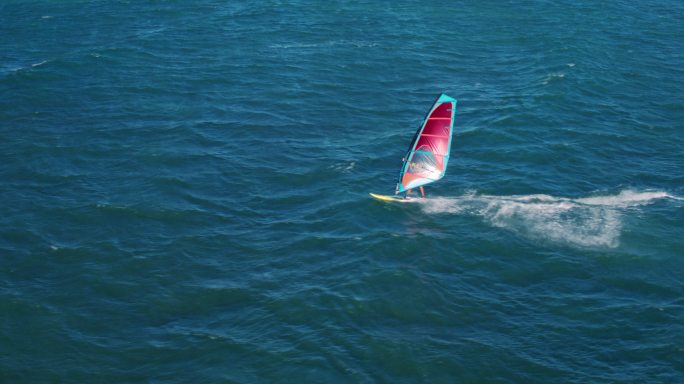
[406, 186, 425, 199]
[402, 158, 426, 199]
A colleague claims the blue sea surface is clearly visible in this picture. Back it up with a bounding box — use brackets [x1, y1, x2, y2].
[2, 1, 684, 382]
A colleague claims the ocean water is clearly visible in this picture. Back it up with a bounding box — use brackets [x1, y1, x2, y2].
[1, 1, 683, 382]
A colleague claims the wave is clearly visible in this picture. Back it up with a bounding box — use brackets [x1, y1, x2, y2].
[420, 190, 677, 248]
[269, 40, 379, 50]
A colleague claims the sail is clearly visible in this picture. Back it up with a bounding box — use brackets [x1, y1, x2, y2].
[396, 94, 457, 194]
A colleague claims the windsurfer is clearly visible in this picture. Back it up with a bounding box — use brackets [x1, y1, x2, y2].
[407, 186, 425, 199]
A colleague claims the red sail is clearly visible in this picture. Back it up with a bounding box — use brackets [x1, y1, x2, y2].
[397, 94, 457, 193]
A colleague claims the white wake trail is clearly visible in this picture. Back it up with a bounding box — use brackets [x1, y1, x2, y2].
[420, 189, 677, 248]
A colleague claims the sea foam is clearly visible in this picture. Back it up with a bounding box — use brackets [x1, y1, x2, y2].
[420, 190, 676, 248]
